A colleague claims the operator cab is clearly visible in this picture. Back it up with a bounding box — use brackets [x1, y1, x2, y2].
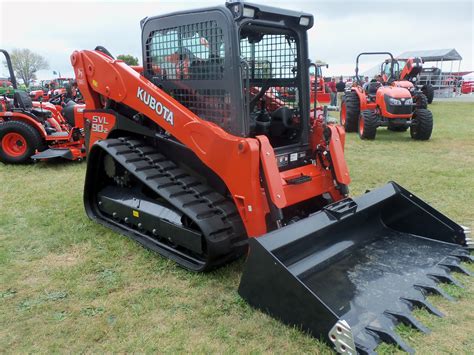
[142, 2, 313, 155]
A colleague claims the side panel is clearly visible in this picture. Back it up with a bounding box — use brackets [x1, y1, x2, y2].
[83, 110, 117, 151]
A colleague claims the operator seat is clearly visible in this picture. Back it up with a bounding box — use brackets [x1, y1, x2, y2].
[13, 91, 52, 120]
[61, 100, 77, 126]
[13, 91, 33, 110]
[366, 82, 381, 101]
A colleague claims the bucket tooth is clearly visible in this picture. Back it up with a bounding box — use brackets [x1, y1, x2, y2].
[383, 310, 430, 334]
[400, 297, 444, 317]
[427, 273, 464, 288]
[439, 261, 472, 276]
[414, 284, 455, 301]
[449, 251, 473, 263]
[465, 238, 474, 250]
[365, 326, 415, 354]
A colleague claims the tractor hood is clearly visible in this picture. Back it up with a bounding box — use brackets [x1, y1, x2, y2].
[379, 86, 412, 99]
[393, 80, 414, 91]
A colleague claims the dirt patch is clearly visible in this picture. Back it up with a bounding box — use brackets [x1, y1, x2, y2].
[36, 243, 90, 269]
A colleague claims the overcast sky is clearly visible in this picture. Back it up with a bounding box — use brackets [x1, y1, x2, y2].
[1, 0, 472, 81]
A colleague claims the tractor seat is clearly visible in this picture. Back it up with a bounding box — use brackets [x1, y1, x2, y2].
[31, 107, 53, 119]
[61, 100, 77, 126]
[189, 57, 224, 80]
[14, 91, 33, 110]
[366, 82, 381, 100]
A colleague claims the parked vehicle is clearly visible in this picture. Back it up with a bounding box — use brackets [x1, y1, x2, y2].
[341, 52, 433, 140]
[0, 49, 86, 164]
[71, 4, 471, 354]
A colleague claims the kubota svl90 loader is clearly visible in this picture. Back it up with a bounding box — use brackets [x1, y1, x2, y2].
[71, 2, 472, 353]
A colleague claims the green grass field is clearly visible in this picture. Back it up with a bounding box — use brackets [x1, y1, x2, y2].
[1, 101, 473, 353]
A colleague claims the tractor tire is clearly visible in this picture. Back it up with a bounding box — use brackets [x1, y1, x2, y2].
[422, 84, 435, 104]
[340, 91, 359, 132]
[0, 121, 43, 164]
[410, 109, 433, 141]
[415, 93, 428, 109]
[358, 110, 378, 140]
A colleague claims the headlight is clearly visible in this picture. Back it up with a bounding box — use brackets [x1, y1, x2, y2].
[299, 16, 311, 26]
[405, 98, 413, 105]
[389, 98, 402, 106]
[242, 6, 255, 18]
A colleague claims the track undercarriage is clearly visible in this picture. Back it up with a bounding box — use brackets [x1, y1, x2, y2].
[85, 137, 247, 271]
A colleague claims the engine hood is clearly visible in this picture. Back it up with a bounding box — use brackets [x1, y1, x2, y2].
[393, 80, 414, 90]
[378, 85, 411, 99]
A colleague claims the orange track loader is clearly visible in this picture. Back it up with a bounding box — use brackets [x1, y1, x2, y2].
[71, 3, 472, 353]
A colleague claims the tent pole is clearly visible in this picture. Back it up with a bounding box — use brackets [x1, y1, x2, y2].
[439, 59, 443, 91]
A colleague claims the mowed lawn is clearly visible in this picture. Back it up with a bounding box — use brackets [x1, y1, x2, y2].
[1, 101, 473, 353]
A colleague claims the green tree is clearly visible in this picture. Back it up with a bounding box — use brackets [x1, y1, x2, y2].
[8, 48, 49, 87]
[117, 54, 139, 66]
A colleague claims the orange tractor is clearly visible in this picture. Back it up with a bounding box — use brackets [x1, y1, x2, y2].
[310, 61, 331, 105]
[341, 52, 433, 140]
[71, 3, 471, 353]
[0, 49, 86, 163]
[29, 77, 75, 101]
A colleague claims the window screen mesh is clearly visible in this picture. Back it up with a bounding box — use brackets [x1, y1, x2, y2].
[240, 33, 299, 110]
[147, 21, 224, 81]
[170, 89, 232, 131]
[146, 21, 231, 129]
[240, 34, 298, 80]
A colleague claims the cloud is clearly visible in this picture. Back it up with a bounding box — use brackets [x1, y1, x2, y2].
[1, 0, 472, 79]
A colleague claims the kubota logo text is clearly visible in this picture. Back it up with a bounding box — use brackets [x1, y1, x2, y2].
[137, 87, 174, 126]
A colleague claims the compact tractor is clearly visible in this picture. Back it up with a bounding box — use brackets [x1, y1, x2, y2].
[341, 52, 433, 140]
[30, 77, 75, 101]
[0, 49, 86, 163]
[71, 3, 471, 354]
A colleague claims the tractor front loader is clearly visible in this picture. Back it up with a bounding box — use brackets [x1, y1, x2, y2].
[72, 3, 472, 353]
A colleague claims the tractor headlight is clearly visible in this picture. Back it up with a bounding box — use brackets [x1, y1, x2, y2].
[299, 16, 311, 27]
[405, 98, 413, 105]
[242, 6, 255, 18]
[389, 98, 402, 106]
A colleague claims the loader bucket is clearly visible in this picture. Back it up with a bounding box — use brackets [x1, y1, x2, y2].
[238, 182, 472, 354]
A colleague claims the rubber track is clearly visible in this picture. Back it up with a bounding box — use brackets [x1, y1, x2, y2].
[96, 137, 247, 271]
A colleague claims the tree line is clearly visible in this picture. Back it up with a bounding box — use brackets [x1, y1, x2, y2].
[2, 49, 139, 88]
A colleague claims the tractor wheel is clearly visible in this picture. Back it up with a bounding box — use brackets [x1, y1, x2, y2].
[422, 84, 435, 104]
[410, 109, 433, 141]
[0, 121, 43, 164]
[358, 110, 378, 140]
[415, 93, 428, 109]
[340, 91, 359, 132]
